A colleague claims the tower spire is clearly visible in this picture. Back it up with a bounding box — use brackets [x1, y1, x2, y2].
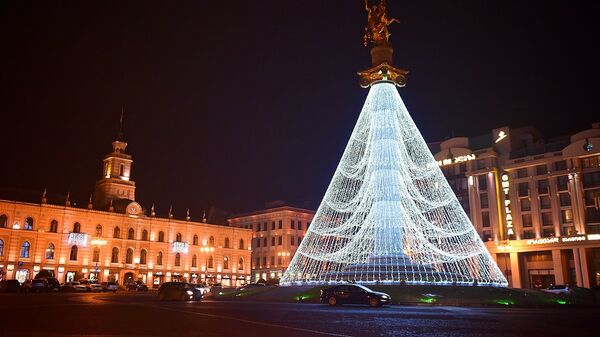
[117, 107, 125, 141]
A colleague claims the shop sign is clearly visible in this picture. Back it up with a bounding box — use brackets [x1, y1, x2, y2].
[172, 242, 189, 253]
[501, 173, 514, 237]
[437, 153, 476, 166]
[68, 233, 88, 247]
[526, 234, 600, 245]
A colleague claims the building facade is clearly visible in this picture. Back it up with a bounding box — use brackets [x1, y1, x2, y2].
[430, 123, 600, 288]
[0, 134, 252, 288]
[228, 205, 314, 282]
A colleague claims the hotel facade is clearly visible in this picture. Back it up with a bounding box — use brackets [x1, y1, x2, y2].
[228, 204, 314, 282]
[0, 134, 252, 288]
[431, 123, 600, 289]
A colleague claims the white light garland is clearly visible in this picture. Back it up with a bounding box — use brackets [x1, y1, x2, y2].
[281, 83, 507, 286]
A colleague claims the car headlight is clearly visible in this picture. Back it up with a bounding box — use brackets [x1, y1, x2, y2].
[186, 290, 194, 295]
[381, 295, 389, 299]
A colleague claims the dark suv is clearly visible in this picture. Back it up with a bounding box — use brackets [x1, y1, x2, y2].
[158, 282, 202, 301]
[127, 281, 148, 292]
[320, 284, 392, 307]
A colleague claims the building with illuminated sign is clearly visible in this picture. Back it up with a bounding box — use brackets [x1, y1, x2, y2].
[430, 123, 600, 288]
[227, 202, 314, 282]
[0, 131, 252, 288]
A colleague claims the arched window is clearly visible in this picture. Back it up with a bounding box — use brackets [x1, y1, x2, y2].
[119, 164, 124, 176]
[157, 251, 163, 265]
[193, 235, 198, 245]
[104, 162, 109, 176]
[73, 222, 81, 233]
[192, 254, 198, 267]
[239, 239, 245, 250]
[140, 249, 147, 264]
[20, 241, 30, 258]
[126, 248, 133, 264]
[0, 214, 7, 228]
[70, 245, 78, 261]
[113, 227, 121, 239]
[95, 224, 102, 236]
[24, 217, 34, 230]
[111, 247, 119, 263]
[208, 255, 214, 269]
[174, 253, 181, 267]
[141, 229, 148, 241]
[176, 233, 182, 242]
[50, 220, 58, 233]
[128, 228, 134, 240]
[238, 257, 244, 270]
[223, 256, 229, 270]
[93, 247, 100, 263]
[45, 243, 55, 259]
[158, 231, 165, 242]
[0, 239, 4, 256]
[224, 238, 230, 248]
[209, 236, 215, 247]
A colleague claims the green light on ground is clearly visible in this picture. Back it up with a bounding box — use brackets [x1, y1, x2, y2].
[419, 297, 436, 304]
[556, 299, 567, 305]
[495, 299, 514, 306]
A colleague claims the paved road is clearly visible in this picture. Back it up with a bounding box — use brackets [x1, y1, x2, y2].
[0, 292, 597, 337]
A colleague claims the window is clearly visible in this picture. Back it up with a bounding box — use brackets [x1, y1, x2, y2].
[20, 241, 30, 258]
[262, 222, 267, 231]
[561, 209, 573, 224]
[209, 236, 215, 247]
[291, 236, 295, 245]
[537, 179, 549, 194]
[158, 231, 164, 242]
[192, 254, 197, 267]
[479, 193, 489, 208]
[541, 212, 553, 226]
[73, 222, 81, 233]
[50, 220, 58, 233]
[561, 226, 576, 236]
[193, 235, 198, 245]
[536, 165, 548, 175]
[208, 255, 214, 269]
[176, 233, 182, 242]
[540, 195, 551, 209]
[277, 256, 282, 265]
[291, 220, 295, 229]
[298, 237, 302, 245]
[263, 237, 267, 246]
[583, 172, 600, 188]
[119, 163, 124, 176]
[278, 220, 282, 229]
[517, 168, 528, 178]
[278, 236, 282, 245]
[542, 228, 554, 238]
[126, 248, 133, 264]
[482, 231, 492, 242]
[140, 249, 147, 264]
[142, 230, 148, 241]
[70, 245, 78, 261]
[128, 228, 135, 240]
[24, 217, 34, 230]
[482, 212, 490, 228]
[559, 192, 571, 207]
[45, 243, 55, 259]
[255, 257, 260, 267]
[557, 175, 569, 191]
[270, 256, 275, 266]
[271, 222, 275, 230]
[298, 221, 302, 230]
[582, 156, 600, 169]
[256, 224, 261, 232]
[256, 238, 261, 248]
[522, 230, 535, 239]
[111, 247, 119, 263]
[113, 227, 121, 239]
[95, 224, 102, 236]
[238, 257, 244, 270]
[0, 239, 3, 256]
[224, 256, 229, 269]
[520, 198, 531, 212]
[553, 160, 567, 171]
[239, 239, 245, 249]
[518, 182, 529, 197]
[93, 247, 100, 263]
[478, 175, 488, 190]
[156, 251, 163, 265]
[262, 256, 267, 266]
[174, 253, 181, 267]
[522, 214, 533, 227]
[271, 237, 275, 246]
[224, 237, 230, 248]
[0, 214, 7, 228]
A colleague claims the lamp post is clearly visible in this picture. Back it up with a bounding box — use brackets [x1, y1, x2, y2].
[495, 239, 512, 287]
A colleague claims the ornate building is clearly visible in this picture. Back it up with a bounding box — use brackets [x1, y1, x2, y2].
[0, 130, 252, 288]
[430, 123, 600, 288]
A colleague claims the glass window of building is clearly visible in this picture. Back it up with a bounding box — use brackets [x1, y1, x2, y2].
[271, 222, 275, 230]
[522, 230, 535, 239]
[482, 231, 492, 242]
[128, 228, 135, 240]
[518, 182, 529, 197]
[541, 212, 553, 226]
[175, 233, 182, 242]
[522, 214, 533, 227]
[583, 172, 600, 188]
[0, 214, 7, 228]
[224, 237, 230, 248]
[476, 159, 486, 170]
[561, 209, 573, 224]
[542, 228, 554, 237]
[277, 256, 282, 266]
[270, 256, 274, 266]
[262, 256, 267, 266]
[238, 257, 244, 270]
[479, 193, 489, 209]
[561, 226, 576, 236]
[298, 221, 302, 230]
[239, 239, 245, 249]
[255, 257, 260, 267]
[582, 155, 600, 169]
[92, 247, 100, 263]
[482, 212, 490, 228]
[553, 160, 567, 171]
[540, 195, 552, 209]
[256, 224, 260, 232]
[263, 237, 267, 246]
[157, 251, 163, 265]
[140, 250, 147, 264]
[70, 245, 78, 261]
[291, 220, 295, 229]
[209, 236, 215, 247]
[559, 192, 571, 207]
[174, 253, 180, 267]
[271, 237, 275, 246]
[20, 241, 30, 258]
[158, 231, 164, 242]
[126, 248, 134, 264]
[298, 237, 302, 245]
[73, 222, 81, 233]
[536, 165, 548, 175]
[537, 179, 549, 194]
[262, 222, 267, 231]
[278, 220, 282, 229]
[142, 230, 149, 241]
[291, 236, 295, 245]
[278, 236, 282, 245]
[223, 256, 229, 269]
[0, 239, 4, 256]
[517, 168, 528, 178]
[557, 175, 569, 191]
[45, 243, 55, 259]
[113, 227, 120, 238]
[95, 224, 102, 236]
[256, 238, 260, 248]
[24, 217, 34, 230]
[521, 198, 531, 212]
[50, 220, 58, 233]
[111, 247, 119, 263]
[478, 175, 488, 190]
[459, 163, 467, 173]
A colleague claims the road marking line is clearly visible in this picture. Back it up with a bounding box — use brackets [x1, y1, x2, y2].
[150, 304, 353, 337]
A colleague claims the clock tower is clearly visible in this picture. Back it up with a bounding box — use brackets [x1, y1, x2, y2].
[93, 114, 136, 210]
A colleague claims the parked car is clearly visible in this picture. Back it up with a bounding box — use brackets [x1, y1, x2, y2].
[29, 279, 49, 293]
[320, 284, 392, 307]
[190, 282, 211, 295]
[90, 282, 103, 292]
[61, 281, 88, 292]
[46, 277, 61, 292]
[237, 283, 265, 291]
[77, 279, 94, 292]
[542, 284, 571, 295]
[158, 282, 202, 301]
[0, 280, 22, 293]
[127, 281, 148, 292]
[101, 282, 118, 293]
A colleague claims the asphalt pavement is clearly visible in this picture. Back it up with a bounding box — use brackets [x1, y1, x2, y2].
[0, 292, 597, 337]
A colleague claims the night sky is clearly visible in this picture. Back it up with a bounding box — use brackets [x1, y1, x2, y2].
[1, 1, 598, 217]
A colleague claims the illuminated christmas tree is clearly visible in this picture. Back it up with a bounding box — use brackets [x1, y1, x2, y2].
[281, 0, 507, 286]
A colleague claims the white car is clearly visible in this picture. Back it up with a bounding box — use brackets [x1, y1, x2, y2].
[90, 283, 103, 292]
[191, 283, 211, 295]
[542, 284, 571, 295]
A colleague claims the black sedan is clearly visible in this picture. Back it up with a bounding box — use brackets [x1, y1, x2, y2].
[127, 281, 149, 292]
[320, 284, 392, 307]
[158, 282, 202, 301]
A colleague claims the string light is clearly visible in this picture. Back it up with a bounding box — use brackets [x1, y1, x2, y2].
[281, 83, 507, 286]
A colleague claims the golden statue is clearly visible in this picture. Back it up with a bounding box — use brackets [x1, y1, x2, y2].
[364, 0, 399, 47]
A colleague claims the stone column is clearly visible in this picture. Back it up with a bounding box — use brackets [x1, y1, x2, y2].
[551, 249, 565, 285]
[509, 252, 521, 288]
[578, 247, 591, 288]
